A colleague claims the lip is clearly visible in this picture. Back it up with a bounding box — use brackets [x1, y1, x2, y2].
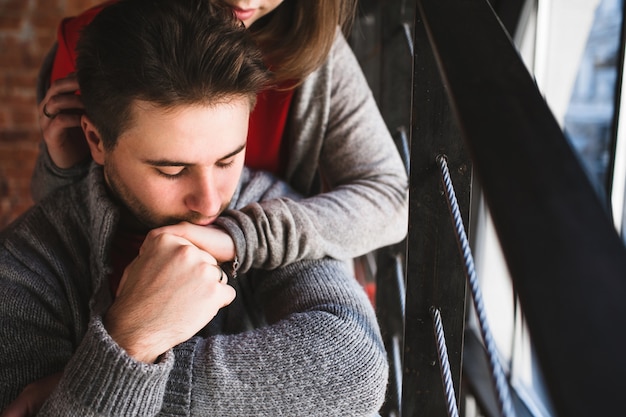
[186, 214, 219, 226]
[231, 7, 256, 22]
[192, 218, 217, 226]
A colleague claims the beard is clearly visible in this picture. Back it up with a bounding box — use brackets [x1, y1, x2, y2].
[103, 160, 228, 233]
[104, 164, 175, 232]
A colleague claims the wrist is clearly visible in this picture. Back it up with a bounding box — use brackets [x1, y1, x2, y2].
[103, 308, 163, 363]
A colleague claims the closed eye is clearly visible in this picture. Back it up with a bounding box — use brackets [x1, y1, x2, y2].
[216, 159, 236, 169]
[155, 166, 187, 179]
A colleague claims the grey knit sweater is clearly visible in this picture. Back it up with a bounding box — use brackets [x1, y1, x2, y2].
[0, 164, 389, 415]
[32, 32, 409, 274]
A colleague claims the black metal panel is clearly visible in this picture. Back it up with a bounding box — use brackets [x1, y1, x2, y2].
[350, 2, 416, 416]
[414, 0, 626, 416]
[379, 0, 415, 136]
[401, 5, 470, 416]
[488, 0, 528, 38]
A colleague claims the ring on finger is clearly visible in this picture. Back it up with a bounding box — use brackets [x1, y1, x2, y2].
[43, 103, 57, 119]
[214, 265, 225, 283]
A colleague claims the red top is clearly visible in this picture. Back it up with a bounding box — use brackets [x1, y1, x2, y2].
[51, 1, 294, 175]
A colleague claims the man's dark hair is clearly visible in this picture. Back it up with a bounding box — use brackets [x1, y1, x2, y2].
[76, 0, 270, 149]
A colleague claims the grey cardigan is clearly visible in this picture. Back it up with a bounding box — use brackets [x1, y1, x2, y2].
[0, 164, 389, 415]
[32, 32, 409, 273]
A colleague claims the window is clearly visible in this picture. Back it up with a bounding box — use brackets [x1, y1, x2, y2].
[469, 0, 623, 415]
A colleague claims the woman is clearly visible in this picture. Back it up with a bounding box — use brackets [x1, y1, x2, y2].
[34, 0, 408, 275]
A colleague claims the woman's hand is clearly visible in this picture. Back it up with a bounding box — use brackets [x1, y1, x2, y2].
[38, 74, 89, 169]
[0, 372, 62, 417]
[150, 222, 237, 264]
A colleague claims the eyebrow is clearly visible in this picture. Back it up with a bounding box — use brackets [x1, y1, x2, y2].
[143, 143, 246, 166]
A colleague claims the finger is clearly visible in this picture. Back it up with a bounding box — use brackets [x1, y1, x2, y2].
[40, 74, 81, 119]
[174, 222, 210, 243]
[40, 93, 84, 119]
[48, 92, 84, 110]
[0, 399, 30, 417]
[149, 222, 198, 242]
[141, 229, 193, 253]
[151, 223, 211, 254]
[144, 230, 218, 262]
[219, 283, 237, 308]
[0, 371, 60, 417]
[213, 264, 228, 285]
[153, 222, 236, 263]
[43, 114, 82, 135]
[42, 114, 85, 161]
[46, 74, 80, 97]
[151, 223, 209, 251]
[205, 272, 236, 308]
[151, 221, 190, 235]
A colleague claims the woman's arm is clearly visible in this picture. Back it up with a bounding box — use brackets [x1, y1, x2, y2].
[32, 29, 408, 273]
[215, 33, 409, 273]
[32, 1, 109, 202]
[32, 42, 90, 203]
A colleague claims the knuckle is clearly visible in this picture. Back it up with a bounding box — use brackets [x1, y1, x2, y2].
[197, 262, 214, 278]
[145, 228, 161, 241]
[176, 242, 196, 258]
[46, 94, 59, 106]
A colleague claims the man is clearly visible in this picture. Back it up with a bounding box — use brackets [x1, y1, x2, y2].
[0, 0, 388, 415]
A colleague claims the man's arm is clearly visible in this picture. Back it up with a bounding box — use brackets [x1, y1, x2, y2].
[2, 246, 386, 416]
[28, 263, 387, 417]
[180, 259, 389, 416]
[0, 227, 234, 416]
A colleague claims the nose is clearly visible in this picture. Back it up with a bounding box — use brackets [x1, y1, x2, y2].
[185, 170, 222, 219]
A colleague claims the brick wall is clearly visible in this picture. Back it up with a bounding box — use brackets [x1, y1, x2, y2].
[0, 0, 101, 230]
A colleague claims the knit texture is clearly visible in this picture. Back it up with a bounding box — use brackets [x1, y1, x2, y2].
[0, 164, 389, 416]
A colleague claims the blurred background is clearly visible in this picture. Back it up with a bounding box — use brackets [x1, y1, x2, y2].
[0, 0, 100, 229]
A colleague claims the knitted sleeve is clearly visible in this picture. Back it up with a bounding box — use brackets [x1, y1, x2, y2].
[164, 259, 389, 416]
[38, 319, 175, 416]
[31, 141, 90, 203]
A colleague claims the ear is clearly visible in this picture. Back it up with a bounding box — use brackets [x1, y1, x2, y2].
[81, 115, 106, 165]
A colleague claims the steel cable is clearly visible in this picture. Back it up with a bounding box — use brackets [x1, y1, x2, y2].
[431, 306, 461, 417]
[436, 154, 516, 417]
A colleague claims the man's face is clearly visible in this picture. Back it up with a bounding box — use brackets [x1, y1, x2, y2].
[88, 99, 250, 230]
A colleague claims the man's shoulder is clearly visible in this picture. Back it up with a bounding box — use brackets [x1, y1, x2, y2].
[0, 187, 93, 298]
[0, 182, 87, 258]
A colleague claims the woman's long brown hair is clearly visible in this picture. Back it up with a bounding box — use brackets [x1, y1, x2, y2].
[247, 0, 358, 86]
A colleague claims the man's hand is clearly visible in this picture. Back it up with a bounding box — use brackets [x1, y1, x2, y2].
[151, 222, 236, 264]
[104, 232, 236, 363]
[38, 74, 89, 169]
[1, 372, 62, 417]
